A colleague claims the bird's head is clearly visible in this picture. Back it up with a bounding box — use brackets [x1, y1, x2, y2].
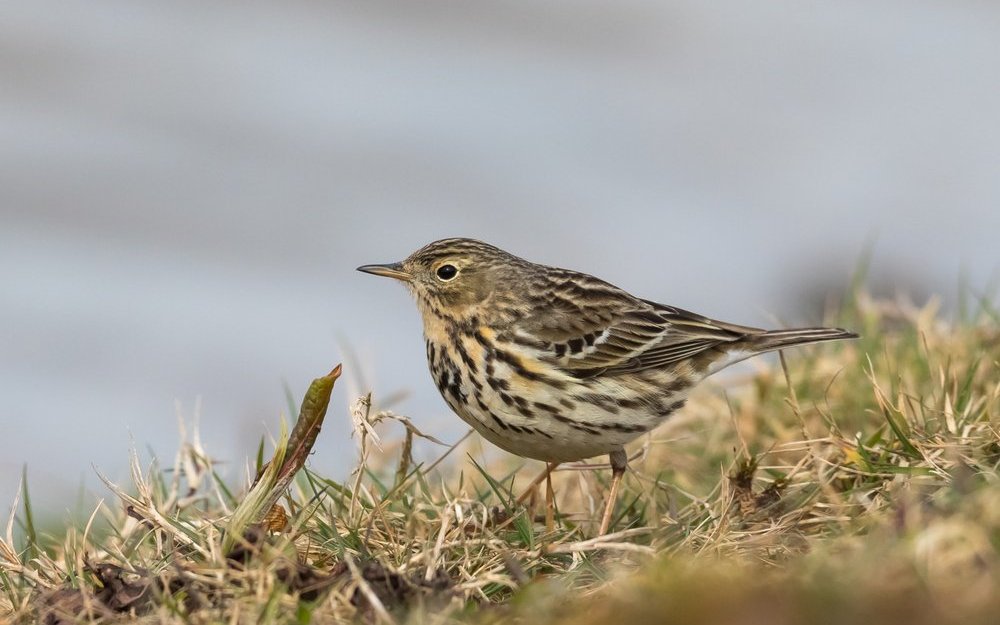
[358, 238, 526, 317]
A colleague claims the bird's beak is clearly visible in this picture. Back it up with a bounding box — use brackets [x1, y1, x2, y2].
[356, 262, 411, 282]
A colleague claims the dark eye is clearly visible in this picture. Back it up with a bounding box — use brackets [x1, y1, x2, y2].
[435, 264, 458, 281]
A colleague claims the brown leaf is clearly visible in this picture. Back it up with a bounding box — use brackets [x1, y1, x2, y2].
[263, 503, 289, 533]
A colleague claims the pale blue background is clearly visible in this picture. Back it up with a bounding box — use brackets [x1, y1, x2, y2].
[2, 1, 999, 514]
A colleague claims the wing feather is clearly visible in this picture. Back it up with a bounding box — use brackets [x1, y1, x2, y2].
[512, 283, 764, 377]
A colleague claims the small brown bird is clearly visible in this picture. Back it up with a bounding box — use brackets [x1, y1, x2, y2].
[359, 238, 857, 533]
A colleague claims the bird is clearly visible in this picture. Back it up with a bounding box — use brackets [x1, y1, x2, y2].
[358, 238, 857, 534]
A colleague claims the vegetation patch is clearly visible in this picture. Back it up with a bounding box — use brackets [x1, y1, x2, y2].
[2, 293, 999, 624]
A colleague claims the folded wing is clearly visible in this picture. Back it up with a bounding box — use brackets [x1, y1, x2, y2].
[512, 275, 764, 377]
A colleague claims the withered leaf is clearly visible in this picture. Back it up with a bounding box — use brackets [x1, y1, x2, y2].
[262, 503, 289, 533]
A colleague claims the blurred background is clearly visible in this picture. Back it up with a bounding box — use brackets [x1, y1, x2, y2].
[2, 0, 998, 515]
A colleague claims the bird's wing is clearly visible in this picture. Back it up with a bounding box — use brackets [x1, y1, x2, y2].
[512, 283, 763, 377]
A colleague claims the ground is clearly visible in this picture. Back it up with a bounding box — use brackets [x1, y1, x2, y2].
[2, 291, 1000, 624]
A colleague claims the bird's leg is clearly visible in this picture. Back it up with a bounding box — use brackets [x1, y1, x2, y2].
[598, 449, 628, 535]
[515, 462, 560, 506]
[545, 467, 555, 531]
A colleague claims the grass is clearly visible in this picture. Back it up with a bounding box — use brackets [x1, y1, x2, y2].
[2, 291, 1000, 624]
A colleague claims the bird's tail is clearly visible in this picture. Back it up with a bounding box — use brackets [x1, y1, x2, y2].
[744, 327, 859, 356]
[705, 326, 858, 376]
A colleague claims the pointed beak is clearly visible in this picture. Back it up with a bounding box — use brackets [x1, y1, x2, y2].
[356, 262, 411, 282]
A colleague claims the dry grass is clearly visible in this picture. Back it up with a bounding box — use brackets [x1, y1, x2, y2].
[2, 292, 1000, 624]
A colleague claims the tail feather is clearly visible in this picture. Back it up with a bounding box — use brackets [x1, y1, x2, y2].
[707, 326, 858, 376]
[745, 327, 859, 355]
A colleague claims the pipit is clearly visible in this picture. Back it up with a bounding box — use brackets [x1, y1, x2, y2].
[358, 238, 857, 534]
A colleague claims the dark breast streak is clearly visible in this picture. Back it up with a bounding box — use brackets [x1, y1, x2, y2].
[426, 331, 510, 440]
[426, 320, 693, 457]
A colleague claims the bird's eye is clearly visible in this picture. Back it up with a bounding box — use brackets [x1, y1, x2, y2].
[435, 264, 458, 281]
